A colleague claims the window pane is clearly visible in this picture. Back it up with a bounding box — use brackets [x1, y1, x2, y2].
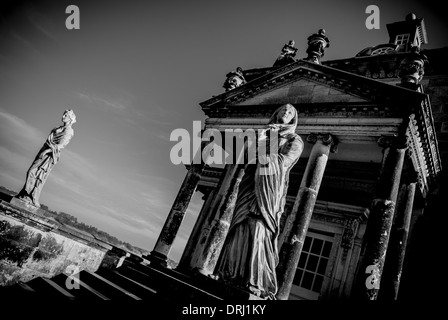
[311, 238, 323, 255]
[395, 34, 410, 45]
[313, 275, 324, 292]
[306, 254, 319, 272]
[298, 253, 308, 269]
[302, 272, 314, 290]
[293, 269, 303, 286]
[317, 258, 328, 275]
[303, 236, 312, 252]
[322, 241, 332, 257]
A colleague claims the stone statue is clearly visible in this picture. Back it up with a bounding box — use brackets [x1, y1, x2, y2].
[398, 46, 428, 85]
[223, 67, 246, 91]
[305, 29, 330, 64]
[15, 109, 76, 207]
[273, 40, 298, 68]
[215, 104, 303, 299]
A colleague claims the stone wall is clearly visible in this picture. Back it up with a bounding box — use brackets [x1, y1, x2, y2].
[0, 200, 138, 286]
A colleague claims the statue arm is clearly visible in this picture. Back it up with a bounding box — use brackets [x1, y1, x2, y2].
[278, 136, 303, 168]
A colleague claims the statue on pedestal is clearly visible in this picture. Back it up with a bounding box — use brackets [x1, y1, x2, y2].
[15, 109, 76, 207]
[273, 40, 298, 68]
[215, 104, 303, 299]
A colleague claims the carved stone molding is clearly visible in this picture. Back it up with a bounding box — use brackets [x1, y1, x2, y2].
[200, 59, 426, 111]
[341, 219, 359, 250]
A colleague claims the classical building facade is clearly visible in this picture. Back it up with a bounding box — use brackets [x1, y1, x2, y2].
[149, 14, 446, 300]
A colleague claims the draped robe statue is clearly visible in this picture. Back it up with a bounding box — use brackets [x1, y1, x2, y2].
[215, 104, 303, 299]
[15, 109, 76, 207]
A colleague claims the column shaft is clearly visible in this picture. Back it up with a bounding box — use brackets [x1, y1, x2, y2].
[149, 140, 213, 267]
[196, 164, 246, 275]
[149, 163, 206, 267]
[355, 140, 406, 300]
[379, 180, 416, 300]
[177, 188, 216, 271]
[276, 136, 333, 300]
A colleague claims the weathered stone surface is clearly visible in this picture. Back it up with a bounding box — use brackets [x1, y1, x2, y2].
[276, 136, 335, 300]
[197, 166, 245, 275]
[354, 142, 405, 300]
[0, 201, 130, 286]
[150, 162, 208, 266]
[379, 180, 417, 300]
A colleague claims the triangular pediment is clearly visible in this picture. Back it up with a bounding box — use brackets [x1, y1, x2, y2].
[235, 78, 368, 106]
[200, 60, 426, 109]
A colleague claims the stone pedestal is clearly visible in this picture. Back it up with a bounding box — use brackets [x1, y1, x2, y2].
[10, 197, 47, 216]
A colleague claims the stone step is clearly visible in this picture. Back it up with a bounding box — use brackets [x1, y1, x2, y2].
[0, 281, 36, 299]
[148, 265, 262, 300]
[50, 272, 110, 300]
[96, 268, 158, 299]
[0, 262, 263, 301]
[19, 277, 76, 299]
[116, 263, 223, 301]
[78, 270, 142, 300]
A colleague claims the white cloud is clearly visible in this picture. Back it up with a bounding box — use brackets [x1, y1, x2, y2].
[26, 8, 57, 42]
[78, 93, 128, 112]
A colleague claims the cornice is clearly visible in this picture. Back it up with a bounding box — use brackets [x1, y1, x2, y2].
[200, 60, 426, 110]
[407, 96, 442, 196]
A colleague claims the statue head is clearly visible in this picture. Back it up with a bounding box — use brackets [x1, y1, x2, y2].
[62, 109, 77, 125]
[276, 104, 296, 124]
[269, 104, 298, 136]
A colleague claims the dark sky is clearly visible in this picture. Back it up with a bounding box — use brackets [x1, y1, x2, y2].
[1, 0, 447, 260]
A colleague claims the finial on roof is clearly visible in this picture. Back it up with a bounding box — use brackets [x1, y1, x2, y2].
[273, 40, 298, 68]
[305, 29, 330, 64]
[406, 13, 417, 21]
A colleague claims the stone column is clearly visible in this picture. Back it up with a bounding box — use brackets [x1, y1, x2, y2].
[355, 136, 407, 300]
[379, 168, 418, 300]
[148, 142, 212, 268]
[195, 164, 246, 276]
[177, 187, 216, 271]
[276, 133, 337, 300]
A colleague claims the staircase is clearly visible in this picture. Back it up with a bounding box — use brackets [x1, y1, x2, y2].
[0, 260, 258, 301]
